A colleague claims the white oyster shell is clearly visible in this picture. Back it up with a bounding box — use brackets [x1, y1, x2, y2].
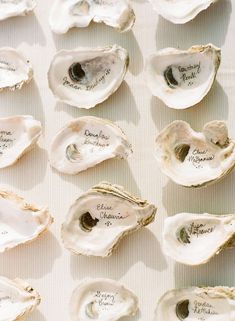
[0, 190, 53, 252]
[155, 120, 235, 187]
[163, 212, 235, 266]
[70, 278, 138, 321]
[49, 116, 132, 175]
[155, 286, 235, 321]
[0, 276, 40, 321]
[0, 115, 42, 169]
[0, 47, 33, 91]
[0, 0, 36, 21]
[48, 45, 129, 109]
[149, 0, 219, 24]
[61, 182, 157, 256]
[146, 44, 221, 109]
[49, 0, 135, 34]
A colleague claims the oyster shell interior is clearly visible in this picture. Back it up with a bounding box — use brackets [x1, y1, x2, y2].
[0, 190, 53, 252]
[61, 182, 157, 256]
[0, 276, 40, 321]
[49, 116, 132, 175]
[0, 47, 33, 91]
[163, 212, 235, 266]
[146, 44, 221, 109]
[0, 0, 36, 21]
[148, 0, 219, 24]
[155, 287, 235, 321]
[0, 115, 42, 169]
[49, 0, 135, 34]
[70, 278, 138, 321]
[48, 45, 129, 109]
[155, 120, 235, 187]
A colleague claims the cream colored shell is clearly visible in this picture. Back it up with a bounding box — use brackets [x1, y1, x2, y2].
[146, 44, 221, 109]
[0, 276, 40, 321]
[49, 0, 135, 34]
[0, 0, 36, 21]
[155, 120, 235, 187]
[49, 116, 132, 175]
[70, 278, 139, 321]
[0, 190, 53, 252]
[148, 0, 219, 24]
[0, 47, 33, 91]
[0, 115, 42, 169]
[48, 45, 129, 109]
[163, 212, 235, 266]
[61, 182, 157, 256]
[155, 287, 235, 321]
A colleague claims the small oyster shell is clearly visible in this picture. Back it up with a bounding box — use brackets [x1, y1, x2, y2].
[163, 212, 235, 266]
[70, 278, 138, 321]
[49, 116, 132, 175]
[0, 115, 42, 169]
[0, 47, 33, 91]
[0, 276, 40, 320]
[155, 120, 235, 187]
[155, 286, 235, 321]
[149, 0, 219, 24]
[49, 0, 135, 34]
[0, 190, 53, 252]
[0, 0, 36, 21]
[146, 44, 221, 109]
[61, 182, 157, 256]
[48, 45, 129, 109]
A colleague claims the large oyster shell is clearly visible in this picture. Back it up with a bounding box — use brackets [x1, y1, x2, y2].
[155, 120, 235, 187]
[155, 286, 235, 321]
[49, 0, 135, 34]
[61, 182, 157, 256]
[149, 0, 219, 24]
[48, 45, 129, 109]
[49, 116, 132, 175]
[0, 115, 42, 169]
[163, 212, 235, 266]
[0, 276, 40, 321]
[70, 278, 138, 321]
[0, 0, 36, 21]
[146, 44, 221, 109]
[0, 190, 53, 252]
[0, 47, 33, 91]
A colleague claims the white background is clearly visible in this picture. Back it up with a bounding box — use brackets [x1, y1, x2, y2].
[0, 0, 234, 320]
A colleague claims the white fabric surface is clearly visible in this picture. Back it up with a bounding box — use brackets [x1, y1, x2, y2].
[0, 0, 234, 320]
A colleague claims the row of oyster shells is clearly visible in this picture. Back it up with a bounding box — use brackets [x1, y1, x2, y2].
[0, 0, 219, 27]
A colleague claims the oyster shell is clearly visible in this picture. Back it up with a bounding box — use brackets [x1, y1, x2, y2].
[0, 115, 42, 169]
[49, 116, 132, 175]
[0, 276, 40, 321]
[155, 286, 235, 321]
[146, 44, 221, 109]
[155, 120, 235, 187]
[163, 212, 235, 266]
[0, 190, 53, 252]
[149, 0, 219, 24]
[0, 47, 33, 91]
[48, 45, 129, 109]
[61, 182, 156, 256]
[49, 0, 135, 34]
[70, 278, 138, 321]
[0, 0, 36, 21]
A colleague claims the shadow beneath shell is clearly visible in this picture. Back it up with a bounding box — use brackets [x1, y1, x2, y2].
[0, 232, 61, 279]
[70, 228, 167, 281]
[27, 310, 47, 321]
[155, 0, 232, 49]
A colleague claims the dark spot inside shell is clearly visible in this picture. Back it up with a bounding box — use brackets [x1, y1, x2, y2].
[177, 228, 191, 244]
[80, 212, 99, 232]
[176, 300, 189, 320]
[68, 62, 85, 82]
[66, 144, 81, 162]
[164, 66, 178, 88]
[174, 144, 190, 162]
